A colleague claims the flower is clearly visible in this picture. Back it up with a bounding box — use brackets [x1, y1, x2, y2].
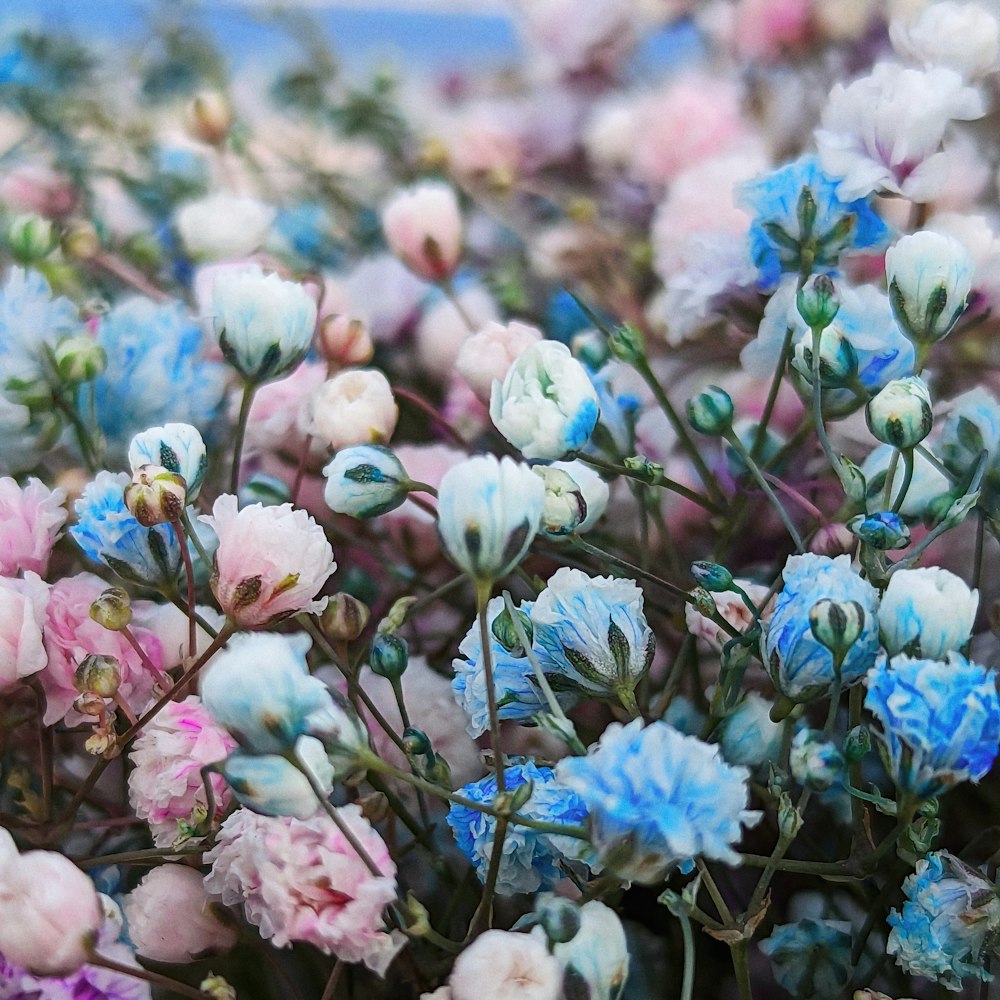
[546, 460, 609, 533]
[201, 494, 336, 628]
[211, 265, 317, 383]
[90, 297, 226, 459]
[128, 423, 207, 503]
[816, 62, 985, 202]
[557, 719, 760, 882]
[307, 369, 399, 452]
[890, 2, 1000, 81]
[938, 387, 1000, 514]
[886, 231, 974, 344]
[717, 692, 784, 768]
[865, 652, 1000, 797]
[879, 567, 978, 659]
[0, 572, 48, 690]
[204, 806, 402, 974]
[174, 192, 276, 260]
[685, 579, 772, 651]
[437, 454, 545, 585]
[447, 761, 595, 895]
[123, 864, 238, 964]
[323, 445, 411, 518]
[760, 919, 853, 1000]
[448, 930, 561, 1000]
[534, 465, 587, 536]
[531, 567, 654, 706]
[765, 554, 880, 701]
[490, 341, 600, 461]
[0, 475, 66, 576]
[70, 471, 181, 587]
[317, 314, 374, 367]
[887, 850, 1000, 990]
[455, 320, 543, 405]
[737, 155, 889, 289]
[127, 695, 236, 847]
[240, 359, 327, 458]
[866, 376, 933, 449]
[381, 181, 462, 282]
[789, 729, 845, 792]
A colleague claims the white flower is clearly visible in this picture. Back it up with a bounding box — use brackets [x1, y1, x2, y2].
[128, 423, 207, 501]
[547, 459, 610, 533]
[323, 445, 410, 518]
[866, 376, 933, 449]
[448, 930, 561, 1000]
[879, 566, 979, 659]
[211, 265, 317, 383]
[490, 341, 600, 460]
[816, 62, 985, 201]
[886, 230, 974, 343]
[891, 2, 1000, 81]
[547, 900, 629, 1000]
[437, 454, 545, 584]
[307, 369, 398, 452]
[175, 192, 276, 260]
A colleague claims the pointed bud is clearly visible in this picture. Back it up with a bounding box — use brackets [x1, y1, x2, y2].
[691, 561, 735, 593]
[8, 213, 55, 263]
[370, 631, 408, 679]
[622, 455, 664, 484]
[89, 586, 132, 631]
[320, 593, 370, 642]
[808, 598, 865, 657]
[424, 752, 452, 787]
[74, 654, 121, 698]
[686, 386, 735, 436]
[401, 727, 431, 758]
[690, 586, 718, 618]
[186, 91, 234, 145]
[777, 791, 804, 839]
[793, 328, 859, 387]
[200, 976, 237, 1000]
[52, 335, 107, 385]
[796, 274, 840, 330]
[124, 464, 187, 526]
[607, 323, 646, 365]
[837, 457, 867, 507]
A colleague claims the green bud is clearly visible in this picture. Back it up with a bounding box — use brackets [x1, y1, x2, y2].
[808, 598, 865, 657]
[607, 323, 646, 364]
[379, 596, 417, 634]
[844, 725, 871, 763]
[200, 975, 237, 1000]
[686, 385, 735, 436]
[796, 274, 840, 330]
[52, 335, 107, 385]
[690, 561, 735, 593]
[623, 455, 664, 484]
[8, 213, 56, 263]
[320, 593, 370, 642]
[491, 605, 533, 654]
[89, 586, 132, 631]
[424, 752, 452, 787]
[866, 376, 933, 449]
[401, 727, 431, 757]
[62, 219, 100, 261]
[837, 457, 867, 508]
[74, 653, 121, 698]
[777, 791, 803, 841]
[497, 780, 535, 815]
[370, 632, 408, 679]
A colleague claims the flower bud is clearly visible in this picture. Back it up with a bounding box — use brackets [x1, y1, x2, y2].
[535, 465, 587, 536]
[691, 561, 735, 593]
[796, 274, 840, 330]
[74, 691, 107, 717]
[370, 631, 409, 679]
[866, 376, 933, 449]
[89, 586, 132, 631]
[323, 445, 410, 518]
[607, 323, 646, 365]
[793, 329, 859, 387]
[686, 386, 734, 436]
[123, 464, 187, 526]
[491, 605, 533, 655]
[848, 511, 910, 550]
[789, 728, 845, 791]
[238, 472, 291, 507]
[318, 315, 375, 367]
[381, 181, 462, 282]
[808, 599, 865, 658]
[129, 423, 207, 503]
[533, 895, 582, 945]
[836, 458, 867, 508]
[320, 593, 371, 642]
[8, 213, 55, 263]
[880, 567, 978, 660]
[185, 90, 234, 145]
[308, 369, 399, 453]
[777, 791, 803, 840]
[61, 219, 100, 260]
[844, 725, 871, 763]
[689, 586, 718, 619]
[74, 653, 121, 698]
[810, 523, 855, 557]
[52, 335, 106, 385]
[623, 454, 664, 483]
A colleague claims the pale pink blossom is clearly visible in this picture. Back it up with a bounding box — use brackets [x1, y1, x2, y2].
[0, 163, 77, 218]
[442, 376, 491, 440]
[307, 369, 399, 452]
[0, 476, 67, 577]
[40, 572, 164, 726]
[381, 182, 462, 282]
[124, 864, 238, 963]
[415, 284, 499, 379]
[685, 580, 774, 651]
[201, 495, 336, 628]
[204, 806, 403, 974]
[0, 845, 103, 975]
[732, 0, 813, 61]
[0, 572, 48, 690]
[891, 1, 1000, 81]
[928, 212, 1000, 307]
[241, 360, 327, 458]
[128, 695, 236, 847]
[318, 315, 375, 368]
[448, 930, 561, 1000]
[455, 320, 543, 405]
[445, 109, 525, 183]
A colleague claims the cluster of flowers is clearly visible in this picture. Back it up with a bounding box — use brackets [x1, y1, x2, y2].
[5, 0, 1000, 997]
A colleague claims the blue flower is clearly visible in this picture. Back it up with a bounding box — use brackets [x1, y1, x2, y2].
[128, 423, 208, 502]
[737, 155, 890, 289]
[556, 719, 760, 883]
[274, 203, 341, 268]
[847, 510, 910, 550]
[70, 471, 181, 587]
[446, 760, 595, 895]
[887, 851, 1000, 991]
[717, 693, 784, 768]
[765, 554, 880, 702]
[89, 297, 227, 459]
[452, 596, 559, 738]
[531, 566, 654, 707]
[759, 919, 853, 999]
[865, 652, 1000, 798]
[588, 363, 640, 458]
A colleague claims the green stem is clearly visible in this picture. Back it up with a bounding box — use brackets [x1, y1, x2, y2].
[890, 449, 915, 514]
[678, 906, 696, 1000]
[731, 940, 753, 1000]
[230, 381, 257, 495]
[578, 453, 721, 513]
[809, 325, 843, 480]
[881, 448, 901, 511]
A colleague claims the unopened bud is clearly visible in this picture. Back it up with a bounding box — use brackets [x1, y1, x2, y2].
[53, 335, 107, 385]
[123, 464, 187, 526]
[8, 213, 55, 263]
[318, 315, 374, 367]
[848, 510, 910, 550]
[691, 561, 735, 593]
[794, 328, 859, 387]
[62, 219, 100, 261]
[808, 598, 865, 657]
[424, 752, 452, 787]
[607, 323, 645, 365]
[837, 458, 867, 508]
[401, 727, 431, 757]
[789, 728, 844, 792]
[200, 975, 237, 1000]
[89, 586, 132, 631]
[686, 386, 734, 436]
[866, 376, 933, 449]
[844, 725, 871, 763]
[810, 523, 855, 557]
[85, 720, 118, 756]
[622, 455, 664, 484]
[536, 466, 587, 537]
[74, 653, 121, 698]
[320, 593, 370, 642]
[370, 631, 408, 679]
[689, 586, 718, 618]
[357, 791, 390, 825]
[534, 895, 582, 945]
[491, 605, 533, 655]
[796, 274, 840, 330]
[186, 91, 234, 145]
[777, 791, 803, 840]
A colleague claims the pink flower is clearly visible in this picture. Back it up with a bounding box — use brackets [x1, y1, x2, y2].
[0, 834, 103, 976]
[124, 864, 238, 963]
[202, 495, 336, 628]
[381, 181, 462, 282]
[40, 572, 164, 726]
[0, 476, 67, 577]
[240, 360, 328, 459]
[306, 369, 399, 452]
[318, 315, 375, 368]
[128, 695, 236, 847]
[0, 572, 49, 690]
[685, 580, 774, 651]
[448, 930, 561, 1000]
[0, 164, 77, 218]
[455, 320, 543, 405]
[732, 0, 813, 61]
[415, 284, 499, 380]
[204, 806, 403, 974]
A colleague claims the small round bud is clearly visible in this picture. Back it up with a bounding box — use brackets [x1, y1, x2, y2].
[808, 598, 865, 658]
[789, 728, 845, 791]
[793, 328, 859, 387]
[534, 896, 582, 946]
[320, 593, 370, 642]
[848, 510, 911, 550]
[689, 586, 718, 618]
[686, 385, 734, 436]
[238, 473, 291, 508]
[323, 445, 410, 519]
[843, 725, 871, 764]
[8, 213, 55, 263]
[185, 90, 234, 145]
[796, 274, 840, 330]
[74, 653, 121, 698]
[89, 586, 132, 631]
[401, 727, 432, 757]
[865, 376, 933, 449]
[318, 315, 374, 367]
[52, 335, 107, 385]
[491, 605, 533, 655]
[535, 466, 587, 537]
[370, 631, 408, 679]
[691, 561, 735, 593]
[123, 464, 187, 526]
[61, 219, 100, 261]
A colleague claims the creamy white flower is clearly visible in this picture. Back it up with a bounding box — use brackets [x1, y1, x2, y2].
[879, 566, 978, 659]
[549, 459, 610, 533]
[175, 192, 276, 260]
[449, 930, 561, 1000]
[307, 369, 398, 452]
[866, 376, 933, 449]
[491, 341, 600, 461]
[816, 62, 985, 201]
[891, 2, 1000, 80]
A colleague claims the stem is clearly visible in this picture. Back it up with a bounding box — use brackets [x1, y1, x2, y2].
[393, 385, 467, 447]
[731, 939, 753, 1000]
[466, 815, 509, 938]
[292, 432, 315, 505]
[890, 449, 914, 514]
[319, 961, 344, 1000]
[230, 381, 257, 495]
[91, 250, 170, 302]
[441, 278, 478, 332]
[181, 508, 212, 567]
[120, 624, 166, 679]
[476, 582, 506, 795]
[87, 954, 210, 1000]
[809, 325, 843, 480]
[578, 454, 721, 513]
[171, 519, 198, 658]
[678, 906, 696, 1000]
